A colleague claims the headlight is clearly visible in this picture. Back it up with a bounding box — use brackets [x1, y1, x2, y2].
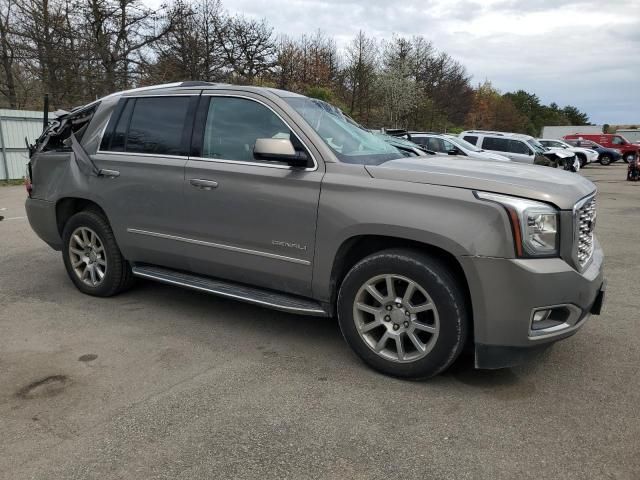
[475, 192, 559, 257]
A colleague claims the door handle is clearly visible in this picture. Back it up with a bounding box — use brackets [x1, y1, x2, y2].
[98, 169, 120, 178]
[190, 178, 218, 190]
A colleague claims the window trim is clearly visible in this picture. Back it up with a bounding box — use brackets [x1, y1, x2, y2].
[190, 93, 318, 172]
[97, 94, 198, 158]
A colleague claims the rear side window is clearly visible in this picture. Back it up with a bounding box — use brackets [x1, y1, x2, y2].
[127, 97, 191, 155]
[411, 136, 427, 146]
[201, 97, 292, 162]
[463, 135, 478, 145]
[481, 137, 510, 152]
[103, 97, 191, 156]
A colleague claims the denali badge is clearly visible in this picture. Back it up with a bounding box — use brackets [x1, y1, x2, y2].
[272, 240, 307, 251]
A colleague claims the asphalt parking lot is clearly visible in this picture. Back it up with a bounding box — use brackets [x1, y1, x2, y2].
[1, 163, 639, 480]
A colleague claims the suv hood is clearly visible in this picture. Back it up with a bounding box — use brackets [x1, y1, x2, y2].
[366, 157, 596, 210]
[473, 151, 511, 162]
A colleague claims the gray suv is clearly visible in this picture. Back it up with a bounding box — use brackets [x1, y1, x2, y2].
[25, 83, 605, 379]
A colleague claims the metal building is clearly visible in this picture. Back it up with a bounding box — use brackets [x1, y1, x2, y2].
[0, 109, 45, 180]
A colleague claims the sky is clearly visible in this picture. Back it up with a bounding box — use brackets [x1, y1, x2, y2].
[151, 0, 640, 124]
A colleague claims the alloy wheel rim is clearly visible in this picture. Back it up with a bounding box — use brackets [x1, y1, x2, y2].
[69, 227, 107, 287]
[353, 274, 440, 363]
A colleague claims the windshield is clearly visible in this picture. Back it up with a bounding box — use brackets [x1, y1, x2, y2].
[284, 97, 403, 165]
[527, 139, 547, 154]
[447, 136, 482, 152]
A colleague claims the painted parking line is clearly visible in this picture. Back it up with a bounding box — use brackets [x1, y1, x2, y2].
[0, 216, 27, 221]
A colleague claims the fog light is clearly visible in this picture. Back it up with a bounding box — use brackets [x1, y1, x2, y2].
[532, 310, 551, 323]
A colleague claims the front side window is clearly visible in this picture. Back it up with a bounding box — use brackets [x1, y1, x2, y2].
[510, 140, 530, 155]
[125, 97, 190, 155]
[202, 97, 294, 162]
[612, 136, 626, 145]
[481, 137, 510, 152]
[426, 137, 446, 153]
[284, 97, 402, 165]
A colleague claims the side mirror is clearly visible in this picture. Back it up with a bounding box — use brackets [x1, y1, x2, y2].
[253, 138, 309, 168]
[447, 148, 459, 156]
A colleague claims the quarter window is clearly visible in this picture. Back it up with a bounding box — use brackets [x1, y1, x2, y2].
[202, 97, 292, 162]
[463, 135, 478, 145]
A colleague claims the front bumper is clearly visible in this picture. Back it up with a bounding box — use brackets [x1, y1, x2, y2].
[460, 241, 604, 369]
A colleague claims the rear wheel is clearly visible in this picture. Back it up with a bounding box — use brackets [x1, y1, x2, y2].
[624, 153, 636, 164]
[600, 154, 612, 166]
[337, 249, 468, 379]
[62, 210, 133, 297]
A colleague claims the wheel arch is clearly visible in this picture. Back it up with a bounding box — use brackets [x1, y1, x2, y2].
[326, 235, 473, 334]
[55, 197, 108, 236]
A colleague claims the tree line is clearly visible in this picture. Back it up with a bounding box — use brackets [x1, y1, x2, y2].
[0, 0, 591, 135]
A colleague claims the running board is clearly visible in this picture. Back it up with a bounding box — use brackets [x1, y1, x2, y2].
[131, 264, 329, 317]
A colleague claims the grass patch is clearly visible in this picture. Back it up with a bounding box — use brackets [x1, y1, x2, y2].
[0, 179, 25, 186]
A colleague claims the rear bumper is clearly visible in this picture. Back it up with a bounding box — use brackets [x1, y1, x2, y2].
[461, 241, 605, 368]
[25, 197, 62, 250]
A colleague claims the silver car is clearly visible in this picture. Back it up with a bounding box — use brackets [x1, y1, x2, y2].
[25, 83, 605, 379]
[407, 132, 511, 162]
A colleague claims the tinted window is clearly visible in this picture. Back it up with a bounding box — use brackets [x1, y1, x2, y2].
[411, 136, 428, 146]
[426, 137, 446, 153]
[109, 100, 135, 152]
[463, 135, 478, 145]
[482, 137, 510, 152]
[509, 140, 530, 154]
[202, 97, 292, 162]
[125, 97, 190, 155]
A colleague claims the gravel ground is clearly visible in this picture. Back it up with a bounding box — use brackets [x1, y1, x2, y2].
[0, 162, 638, 479]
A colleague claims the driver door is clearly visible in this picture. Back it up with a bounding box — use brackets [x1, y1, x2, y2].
[182, 94, 324, 297]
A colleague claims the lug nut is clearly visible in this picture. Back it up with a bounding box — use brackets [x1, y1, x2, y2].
[404, 310, 410, 316]
[384, 315, 391, 321]
[393, 324, 399, 331]
[395, 302, 402, 308]
[403, 321, 409, 328]
[386, 305, 392, 311]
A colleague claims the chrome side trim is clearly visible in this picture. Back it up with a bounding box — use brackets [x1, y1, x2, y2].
[127, 228, 311, 266]
[96, 150, 189, 160]
[131, 268, 327, 315]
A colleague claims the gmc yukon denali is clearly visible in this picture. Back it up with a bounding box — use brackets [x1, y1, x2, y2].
[25, 82, 605, 378]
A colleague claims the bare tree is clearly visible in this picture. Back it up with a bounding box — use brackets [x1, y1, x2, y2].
[0, 0, 18, 107]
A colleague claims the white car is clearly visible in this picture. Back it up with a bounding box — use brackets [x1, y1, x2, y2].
[538, 139, 599, 167]
[460, 130, 577, 168]
[406, 132, 512, 162]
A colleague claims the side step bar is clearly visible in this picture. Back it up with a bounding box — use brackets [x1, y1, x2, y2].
[131, 264, 329, 317]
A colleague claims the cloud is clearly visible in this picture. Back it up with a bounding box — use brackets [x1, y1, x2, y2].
[148, 0, 640, 123]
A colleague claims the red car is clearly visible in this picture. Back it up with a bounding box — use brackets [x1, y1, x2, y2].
[564, 133, 639, 163]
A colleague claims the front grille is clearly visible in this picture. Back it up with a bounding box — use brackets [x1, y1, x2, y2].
[575, 195, 596, 267]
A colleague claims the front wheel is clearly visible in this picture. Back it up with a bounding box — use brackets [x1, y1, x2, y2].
[337, 249, 468, 379]
[600, 154, 612, 166]
[624, 153, 636, 164]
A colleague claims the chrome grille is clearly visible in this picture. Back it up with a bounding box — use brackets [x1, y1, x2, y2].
[575, 196, 596, 267]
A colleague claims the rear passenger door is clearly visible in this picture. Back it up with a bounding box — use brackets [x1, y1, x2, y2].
[181, 93, 324, 297]
[92, 93, 199, 270]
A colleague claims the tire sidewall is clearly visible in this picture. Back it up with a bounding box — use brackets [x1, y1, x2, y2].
[337, 250, 467, 379]
[62, 211, 122, 296]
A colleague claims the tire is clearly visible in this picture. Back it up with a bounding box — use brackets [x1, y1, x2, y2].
[624, 153, 636, 164]
[337, 248, 468, 379]
[600, 154, 611, 166]
[577, 154, 586, 168]
[62, 210, 133, 297]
